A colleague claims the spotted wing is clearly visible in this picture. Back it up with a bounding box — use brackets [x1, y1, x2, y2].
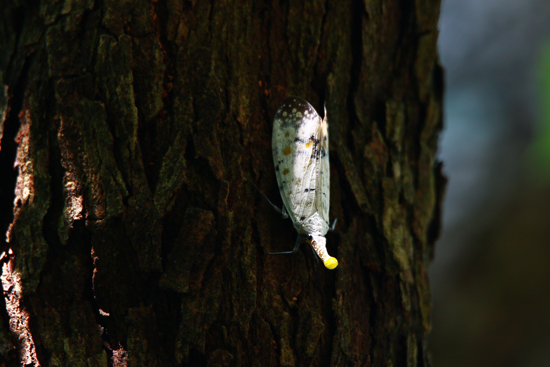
[272, 97, 322, 230]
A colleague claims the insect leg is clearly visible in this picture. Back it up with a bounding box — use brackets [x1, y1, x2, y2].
[308, 245, 325, 293]
[281, 205, 289, 219]
[329, 218, 338, 232]
[251, 182, 288, 218]
[309, 244, 320, 265]
[268, 234, 303, 255]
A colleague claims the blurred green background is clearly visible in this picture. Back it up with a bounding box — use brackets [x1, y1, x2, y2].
[432, 1, 550, 366]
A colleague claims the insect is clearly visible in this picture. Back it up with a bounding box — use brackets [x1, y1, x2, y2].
[258, 96, 337, 270]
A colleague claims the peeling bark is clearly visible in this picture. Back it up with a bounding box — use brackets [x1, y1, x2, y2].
[0, 0, 444, 366]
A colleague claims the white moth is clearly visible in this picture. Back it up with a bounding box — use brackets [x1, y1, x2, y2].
[268, 96, 338, 270]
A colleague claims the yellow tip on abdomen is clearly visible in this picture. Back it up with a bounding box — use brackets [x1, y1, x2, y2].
[324, 257, 338, 270]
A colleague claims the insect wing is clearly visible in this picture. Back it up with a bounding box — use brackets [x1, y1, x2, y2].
[272, 97, 323, 228]
[315, 107, 330, 226]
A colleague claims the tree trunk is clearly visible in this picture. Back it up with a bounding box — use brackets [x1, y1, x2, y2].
[0, 0, 444, 366]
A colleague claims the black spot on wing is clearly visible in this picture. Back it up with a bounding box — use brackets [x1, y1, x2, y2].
[304, 188, 315, 192]
[311, 143, 322, 160]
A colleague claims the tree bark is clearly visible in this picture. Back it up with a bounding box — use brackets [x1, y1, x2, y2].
[0, 0, 444, 366]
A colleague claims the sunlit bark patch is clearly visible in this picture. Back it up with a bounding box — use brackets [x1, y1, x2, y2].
[13, 110, 33, 208]
[59, 176, 84, 242]
[111, 344, 128, 367]
[1, 252, 40, 366]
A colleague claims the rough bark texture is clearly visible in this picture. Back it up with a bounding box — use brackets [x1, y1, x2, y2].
[0, 0, 443, 366]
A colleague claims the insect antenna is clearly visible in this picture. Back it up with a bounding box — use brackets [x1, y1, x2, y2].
[251, 182, 288, 219]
